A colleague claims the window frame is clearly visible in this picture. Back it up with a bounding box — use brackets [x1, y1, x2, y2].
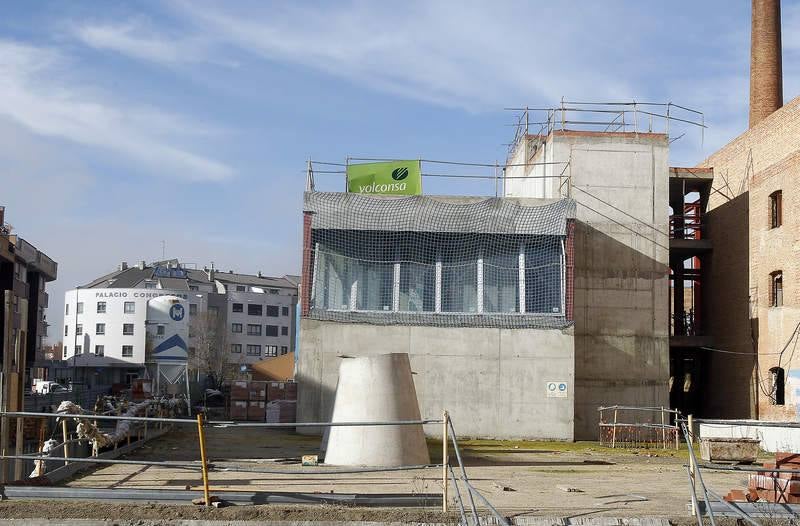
[771, 270, 784, 307]
[247, 324, 262, 336]
[246, 344, 261, 356]
[770, 190, 783, 229]
[122, 323, 135, 336]
[95, 345, 104, 356]
[231, 343, 242, 354]
[121, 345, 134, 357]
[96, 323, 105, 335]
[232, 303, 244, 313]
[231, 323, 243, 333]
[124, 301, 135, 314]
[97, 301, 107, 314]
[311, 234, 566, 317]
[248, 304, 263, 316]
[265, 345, 278, 357]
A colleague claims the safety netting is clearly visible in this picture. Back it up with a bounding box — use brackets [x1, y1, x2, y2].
[304, 192, 575, 329]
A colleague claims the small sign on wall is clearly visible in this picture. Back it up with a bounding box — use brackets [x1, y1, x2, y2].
[546, 381, 568, 398]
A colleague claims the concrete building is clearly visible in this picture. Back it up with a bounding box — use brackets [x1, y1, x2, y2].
[0, 206, 57, 482]
[62, 260, 299, 386]
[295, 101, 708, 439]
[692, 0, 800, 421]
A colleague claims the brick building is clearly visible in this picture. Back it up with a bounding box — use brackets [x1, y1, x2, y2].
[696, 0, 800, 420]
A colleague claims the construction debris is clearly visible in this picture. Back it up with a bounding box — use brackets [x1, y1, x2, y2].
[724, 452, 800, 503]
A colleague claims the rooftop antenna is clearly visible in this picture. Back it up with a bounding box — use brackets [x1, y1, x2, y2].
[161, 240, 166, 259]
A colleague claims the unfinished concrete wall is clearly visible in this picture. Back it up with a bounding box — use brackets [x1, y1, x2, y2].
[506, 131, 671, 439]
[297, 320, 574, 439]
[698, 96, 800, 420]
[559, 132, 671, 439]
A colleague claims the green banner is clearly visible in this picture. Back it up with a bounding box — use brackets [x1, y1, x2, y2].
[346, 160, 422, 195]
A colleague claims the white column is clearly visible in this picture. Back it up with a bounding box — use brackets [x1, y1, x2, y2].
[435, 254, 442, 313]
[393, 263, 401, 311]
[477, 255, 484, 314]
[518, 243, 526, 313]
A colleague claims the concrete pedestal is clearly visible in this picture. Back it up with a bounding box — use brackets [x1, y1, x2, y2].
[324, 353, 430, 467]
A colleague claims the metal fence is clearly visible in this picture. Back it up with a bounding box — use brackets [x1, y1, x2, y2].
[683, 419, 800, 523]
[0, 407, 508, 525]
[598, 405, 680, 449]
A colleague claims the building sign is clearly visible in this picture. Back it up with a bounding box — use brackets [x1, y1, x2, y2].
[169, 303, 185, 321]
[346, 160, 422, 196]
[546, 381, 568, 398]
[153, 266, 188, 279]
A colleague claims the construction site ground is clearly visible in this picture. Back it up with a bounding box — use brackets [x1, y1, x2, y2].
[0, 426, 754, 522]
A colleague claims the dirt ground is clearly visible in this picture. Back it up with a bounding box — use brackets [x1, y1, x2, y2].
[0, 426, 755, 521]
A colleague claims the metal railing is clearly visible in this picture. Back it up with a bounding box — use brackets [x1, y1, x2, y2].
[505, 100, 707, 160]
[682, 418, 800, 523]
[305, 157, 571, 198]
[598, 405, 680, 449]
[0, 407, 508, 523]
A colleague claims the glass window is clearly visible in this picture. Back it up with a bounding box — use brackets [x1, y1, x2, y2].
[65, 304, 69, 315]
[247, 324, 262, 336]
[95, 345, 104, 356]
[145, 281, 156, 289]
[266, 305, 279, 317]
[281, 326, 288, 336]
[442, 261, 477, 313]
[97, 302, 106, 314]
[265, 345, 278, 357]
[63, 346, 67, 358]
[122, 345, 134, 357]
[525, 238, 562, 314]
[189, 304, 198, 315]
[237, 285, 246, 292]
[96, 323, 105, 335]
[265, 325, 279, 337]
[75, 345, 82, 354]
[248, 304, 263, 316]
[231, 344, 242, 353]
[124, 302, 135, 314]
[246, 344, 261, 356]
[483, 239, 520, 313]
[76, 324, 83, 336]
[76, 302, 84, 314]
[281, 346, 288, 355]
[157, 325, 165, 336]
[123, 323, 134, 335]
[64, 325, 68, 336]
[231, 323, 242, 333]
[232, 303, 243, 313]
[399, 261, 435, 312]
[189, 285, 199, 291]
[282, 306, 289, 316]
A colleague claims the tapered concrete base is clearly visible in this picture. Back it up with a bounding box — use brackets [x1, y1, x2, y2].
[324, 353, 430, 467]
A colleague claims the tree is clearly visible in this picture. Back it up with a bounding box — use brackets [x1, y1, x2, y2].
[188, 311, 243, 388]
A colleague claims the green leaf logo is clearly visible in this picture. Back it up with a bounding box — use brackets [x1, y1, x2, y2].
[391, 167, 409, 181]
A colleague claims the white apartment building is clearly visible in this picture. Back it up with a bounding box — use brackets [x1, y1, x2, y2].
[62, 259, 299, 386]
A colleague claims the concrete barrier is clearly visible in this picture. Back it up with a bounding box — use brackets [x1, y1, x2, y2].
[324, 353, 430, 467]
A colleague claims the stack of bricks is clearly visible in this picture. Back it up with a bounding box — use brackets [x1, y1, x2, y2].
[230, 380, 267, 421]
[724, 453, 800, 503]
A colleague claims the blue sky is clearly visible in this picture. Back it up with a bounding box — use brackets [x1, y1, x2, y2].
[1, 0, 799, 342]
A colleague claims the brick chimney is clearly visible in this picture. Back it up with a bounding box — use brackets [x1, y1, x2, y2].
[749, 0, 783, 128]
